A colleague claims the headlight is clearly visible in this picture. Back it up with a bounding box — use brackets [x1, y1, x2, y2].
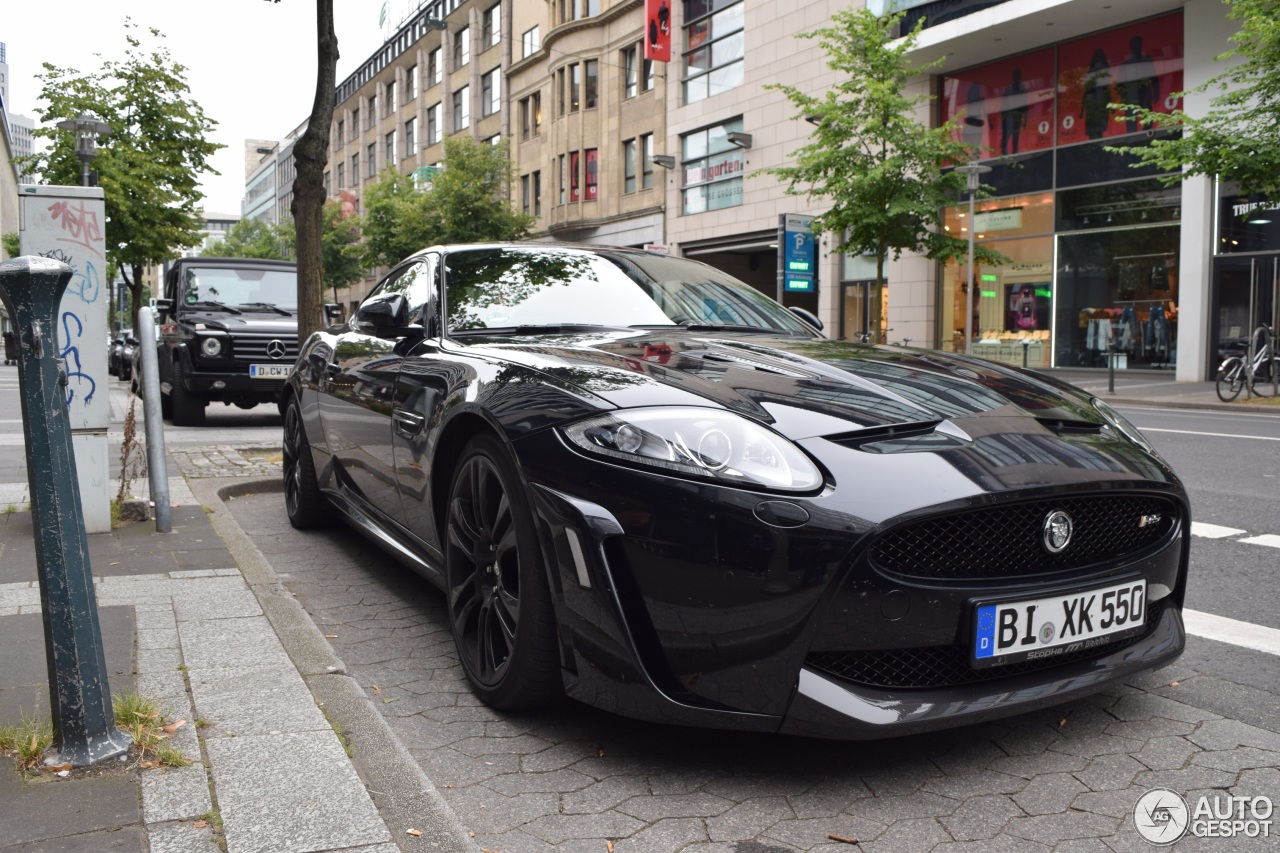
[562, 407, 823, 492]
[1092, 398, 1156, 453]
[199, 336, 223, 358]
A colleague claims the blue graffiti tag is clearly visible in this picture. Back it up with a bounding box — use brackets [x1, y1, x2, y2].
[59, 311, 96, 407]
[66, 260, 101, 304]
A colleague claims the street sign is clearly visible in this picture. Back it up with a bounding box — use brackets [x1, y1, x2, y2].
[778, 214, 816, 298]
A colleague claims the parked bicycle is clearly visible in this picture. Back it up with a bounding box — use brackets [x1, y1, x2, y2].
[1216, 324, 1279, 401]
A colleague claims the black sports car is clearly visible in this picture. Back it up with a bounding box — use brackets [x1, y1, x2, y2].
[282, 243, 1188, 739]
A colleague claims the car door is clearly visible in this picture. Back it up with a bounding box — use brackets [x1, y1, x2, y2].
[318, 259, 429, 520]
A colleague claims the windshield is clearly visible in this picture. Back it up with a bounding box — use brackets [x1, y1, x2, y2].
[443, 248, 812, 335]
[182, 266, 298, 311]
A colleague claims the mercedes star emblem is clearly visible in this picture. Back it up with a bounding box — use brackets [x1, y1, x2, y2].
[266, 339, 287, 360]
[1042, 509, 1074, 554]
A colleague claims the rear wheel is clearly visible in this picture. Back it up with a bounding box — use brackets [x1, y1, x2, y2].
[1215, 357, 1245, 402]
[445, 434, 562, 710]
[170, 358, 206, 426]
[1250, 357, 1280, 396]
[282, 397, 330, 529]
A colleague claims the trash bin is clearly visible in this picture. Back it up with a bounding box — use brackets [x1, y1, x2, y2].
[3, 330, 17, 365]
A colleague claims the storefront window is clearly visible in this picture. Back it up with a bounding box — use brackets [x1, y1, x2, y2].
[681, 118, 745, 215]
[1056, 226, 1179, 369]
[941, 236, 1054, 364]
[940, 47, 1055, 158]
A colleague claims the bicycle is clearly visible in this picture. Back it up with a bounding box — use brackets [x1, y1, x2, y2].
[1216, 324, 1279, 401]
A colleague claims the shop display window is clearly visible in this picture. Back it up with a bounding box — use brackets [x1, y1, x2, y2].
[941, 235, 1054, 366]
[941, 47, 1055, 159]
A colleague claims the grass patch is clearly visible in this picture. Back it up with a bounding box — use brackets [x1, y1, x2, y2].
[0, 715, 54, 770]
[113, 689, 191, 768]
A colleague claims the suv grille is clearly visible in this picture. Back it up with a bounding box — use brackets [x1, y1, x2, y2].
[231, 334, 298, 364]
[806, 601, 1164, 689]
[869, 494, 1179, 581]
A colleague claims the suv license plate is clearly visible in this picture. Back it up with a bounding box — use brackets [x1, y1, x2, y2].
[972, 579, 1146, 668]
[249, 364, 291, 379]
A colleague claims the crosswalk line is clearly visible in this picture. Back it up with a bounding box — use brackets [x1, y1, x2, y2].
[1184, 609, 1280, 657]
[1191, 522, 1248, 539]
[1239, 534, 1280, 549]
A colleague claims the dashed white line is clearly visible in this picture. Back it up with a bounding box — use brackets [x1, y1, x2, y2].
[1239, 534, 1280, 549]
[1191, 522, 1248, 539]
[1184, 609, 1280, 657]
[1139, 427, 1280, 442]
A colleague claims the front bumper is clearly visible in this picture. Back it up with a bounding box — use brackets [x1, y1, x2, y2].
[183, 365, 288, 404]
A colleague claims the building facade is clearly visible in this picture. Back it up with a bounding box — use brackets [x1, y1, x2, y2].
[259, 0, 1255, 382]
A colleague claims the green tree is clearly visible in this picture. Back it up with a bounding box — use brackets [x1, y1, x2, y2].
[202, 218, 292, 259]
[764, 9, 1003, 295]
[1110, 0, 1280, 197]
[361, 137, 535, 270]
[30, 21, 222, 326]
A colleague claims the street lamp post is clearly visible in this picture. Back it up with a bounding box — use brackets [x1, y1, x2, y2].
[55, 114, 112, 188]
[955, 160, 991, 357]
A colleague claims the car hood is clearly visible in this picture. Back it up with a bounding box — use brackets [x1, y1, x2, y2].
[186, 312, 297, 336]
[473, 330, 1106, 441]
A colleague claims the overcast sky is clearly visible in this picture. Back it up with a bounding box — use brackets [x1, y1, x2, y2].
[4, 1, 406, 215]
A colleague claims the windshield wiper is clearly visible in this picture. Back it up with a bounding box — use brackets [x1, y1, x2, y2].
[187, 300, 241, 314]
[452, 323, 632, 337]
[238, 302, 293, 316]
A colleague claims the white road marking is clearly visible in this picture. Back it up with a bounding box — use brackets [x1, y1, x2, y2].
[1239, 534, 1280, 549]
[1184, 609, 1280, 658]
[1191, 522, 1248, 539]
[1139, 427, 1280, 442]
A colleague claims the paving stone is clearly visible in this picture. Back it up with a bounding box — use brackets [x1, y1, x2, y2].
[988, 749, 1090, 780]
[1013, 772, 1090, 815]
[706, 797, 795, 842]
[140, 762, 212, 823]
[1191, 746, 1280, 774]
[1107, 693, 1223, 724]
[1187, 719, 1280, 753]
[928, 738, 1010, 776]
[785, 781, 874, 819]
[443, 786, 560, 833]
[851, 791, 960, 825]
[937, 794, 1024, 842]
[147, 822, 223, 853]
[613, 817, 708, 851]
[0, 769, 141, 847]
[1105, 716, 1197, 741]
[1132, 764, 1239, 792]
[186, 663, 328, 738]
[485, 767, 595, 796]
[931, 836, 1051, 853]
[923, 769, 1026, 799]
[176, 617, 292, 671]
[521, 811, 646, 845]
[1050, 733, 1144, 759]
[562, 775, 652, 814]
[765, 815, 886, 849]
[856, 816, 950, 853]
[618, 791, 736, 821]
[1003, 810, 1121, 844]
[1134, 736, 1199, 771]
[1074, 754, 1147, 792]
[1071, 787, 1150, 820]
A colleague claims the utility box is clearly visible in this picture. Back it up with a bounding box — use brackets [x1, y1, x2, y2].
[18, 185, 110, 533]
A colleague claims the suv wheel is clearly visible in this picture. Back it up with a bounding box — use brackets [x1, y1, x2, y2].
[170, 358, 207, 426]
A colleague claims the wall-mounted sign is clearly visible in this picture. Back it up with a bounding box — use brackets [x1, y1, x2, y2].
[974, 208, 1023, 232]
[778, 214, 817, 298]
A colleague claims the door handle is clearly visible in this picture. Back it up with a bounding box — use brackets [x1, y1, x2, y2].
[392, 408, 426, 436]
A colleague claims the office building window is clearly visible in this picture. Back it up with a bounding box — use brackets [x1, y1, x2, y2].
[407, 65, 418, 101]
[642, 133, 654, 190]
[350, 109, 359, 138]
[482, 69, 501, 117]
[584, 60, 599, 109]
[681, 118, 745, 213]
[683, 0, 744, 104]
[404, 117, 416, 156]
[644, 56, 655, 92]
[336, 120, 344, 149]
[351, 153, 360, 183]
[569, 63, 580, 113]
[484, 5, 501, 48]
[584, 0, 600, 14]
[337, 163, 345, 188]
[623, 138, 637, 193]
[532, 170, 542, 215]
[522, 174, 531, 214]
[428, 48, 442, 85]
[386, 129, 397, 165]
[454, 27, 470, 69]
[368, 142, 377, 176]
[367, 94, 377, 127]
[520, 93, 543, 139]
[584, 148, 598, 200]
[623, 46, 638, 99]
[522, 26, 540, 58]
[558, 155, 566, 204]
[454, 86, 470, 129]
[427, 102, 442, 144]
[386, 80, 397, 115]
[557, 68, 566, 116]
[569, 150, 581, 202]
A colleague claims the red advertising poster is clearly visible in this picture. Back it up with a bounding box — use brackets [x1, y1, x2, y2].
[1057, 12, 1183, 145]
[941, 47, 1055, 159]
[645, 0, 671, 62]
[570, 151, 581, 202]
[585, 149, 598, 201]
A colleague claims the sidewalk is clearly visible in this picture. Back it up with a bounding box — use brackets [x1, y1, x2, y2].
[0, 372, 476, 852]
[1045, 367, 1279, 412]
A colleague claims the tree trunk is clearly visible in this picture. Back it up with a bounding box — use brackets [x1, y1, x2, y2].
[291, 0, 338, 345]
[122, 264, 144, 331]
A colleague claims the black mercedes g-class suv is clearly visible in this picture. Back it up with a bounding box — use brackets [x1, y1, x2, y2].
[153, 257, 299, 426]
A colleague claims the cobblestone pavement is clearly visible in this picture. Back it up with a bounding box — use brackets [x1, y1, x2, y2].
[170, 445, 283, 480]
[224, 489, 1280, 853]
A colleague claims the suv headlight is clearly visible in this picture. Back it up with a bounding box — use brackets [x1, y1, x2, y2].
[562, 407, 823, 492]
[199, 336, 224, 358]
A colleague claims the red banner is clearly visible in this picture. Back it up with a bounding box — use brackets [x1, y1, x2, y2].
[645, 0, 671, 62]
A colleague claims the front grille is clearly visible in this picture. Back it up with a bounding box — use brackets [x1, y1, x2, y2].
[230, 334, 298, 364]
[807, 600, 1164, 690]
[869, 494, 1178, 581]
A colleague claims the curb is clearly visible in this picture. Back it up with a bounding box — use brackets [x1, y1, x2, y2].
[188, 476, 480, 853]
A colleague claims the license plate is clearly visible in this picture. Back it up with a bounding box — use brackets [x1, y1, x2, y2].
[972, 579, 1146, 668]
[249, 364, 291, 379]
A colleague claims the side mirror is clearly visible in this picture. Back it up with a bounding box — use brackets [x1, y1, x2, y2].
[789, 306, 824, 332]
[154, 298, 174, 316]
[352, 294, 415, 337]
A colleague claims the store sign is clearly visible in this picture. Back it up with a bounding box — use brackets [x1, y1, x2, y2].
[684, 149, 745, 187]
[974, 208, 1023, 232]
[779, 214, 817, 295]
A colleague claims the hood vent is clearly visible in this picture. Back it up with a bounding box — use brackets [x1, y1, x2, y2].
[690, 349, 812, 378]
[827, 420, 944, 449]
[1036, 417, 1105, 436]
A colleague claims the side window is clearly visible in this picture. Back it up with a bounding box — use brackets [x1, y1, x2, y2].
[402, 254, 439, 322]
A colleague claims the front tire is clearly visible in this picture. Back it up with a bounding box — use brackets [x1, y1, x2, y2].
[170, 358, 207, 426]
[1215, 357, 1245, 402]
[445, 434, 562, 710]
[282, 397, 330, 529]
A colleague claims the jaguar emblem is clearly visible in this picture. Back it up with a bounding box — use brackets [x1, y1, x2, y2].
[1043, 510, 1073, 554]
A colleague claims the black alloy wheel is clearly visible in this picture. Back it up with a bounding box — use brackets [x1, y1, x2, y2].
[170, 358, 206, 426]
[282, 398, 329, 529]
[445, 434, 562, 710]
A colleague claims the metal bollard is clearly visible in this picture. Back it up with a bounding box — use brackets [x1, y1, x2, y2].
[1021, 338, 1030, 369]
[136, 307, 171, 533]
[0, 257, 129, 766]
